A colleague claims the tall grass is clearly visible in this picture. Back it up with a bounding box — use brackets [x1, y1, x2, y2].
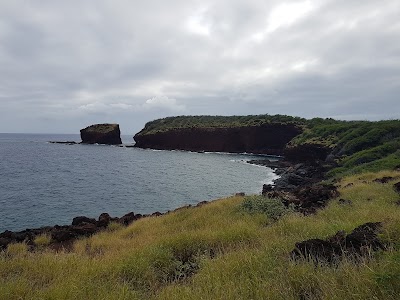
[1, 171, 400, 299]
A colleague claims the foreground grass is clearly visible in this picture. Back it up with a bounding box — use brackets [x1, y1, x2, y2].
[1, 171, 400, 299]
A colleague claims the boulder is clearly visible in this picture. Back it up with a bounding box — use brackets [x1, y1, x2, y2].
[119, 212, 137, 225]
[71, 223, 98, 236]
[52, 229, 76, 242]
[97, 213, 111, 227]
[0, 238, 11, 250]
[72, 216, 97, 226]
[80, 124, 122, 145]
[291, 222, 384, 264]
[373, 177, 394, 183]
[394, 182, 400, 194]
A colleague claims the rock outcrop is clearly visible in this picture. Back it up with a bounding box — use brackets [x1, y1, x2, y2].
[134, 124, 303, 155]
[80, 124, 122, 145]
[291, 222, 385, 264]
[283, 143, 331, 163]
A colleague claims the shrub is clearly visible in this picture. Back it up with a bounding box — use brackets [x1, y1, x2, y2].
[241, 195, 293, 221]
[107, 221, 124, 232]
[34, 233, 51, 247]
[6, 242, 28, 256]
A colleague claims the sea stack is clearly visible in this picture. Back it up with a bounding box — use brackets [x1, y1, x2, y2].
[80, 124, 122, 145]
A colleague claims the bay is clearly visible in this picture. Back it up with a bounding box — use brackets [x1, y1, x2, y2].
[0, 133, 278, 232]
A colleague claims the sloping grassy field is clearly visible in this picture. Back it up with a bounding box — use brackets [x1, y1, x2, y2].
[1, 171, 400, 299]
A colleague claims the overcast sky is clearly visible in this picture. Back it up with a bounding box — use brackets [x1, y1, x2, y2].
[0, 0, 399, 134]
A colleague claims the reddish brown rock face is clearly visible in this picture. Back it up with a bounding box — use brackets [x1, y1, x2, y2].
[80, 124, 122, 145]
[134, 123, 302, 155]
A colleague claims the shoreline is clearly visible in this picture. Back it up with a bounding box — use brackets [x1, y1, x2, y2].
[0, 153, 326, 251]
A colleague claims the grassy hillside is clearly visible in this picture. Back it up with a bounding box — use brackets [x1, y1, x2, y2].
[2, 170, 400, 299]
[289, 119, 400, 177]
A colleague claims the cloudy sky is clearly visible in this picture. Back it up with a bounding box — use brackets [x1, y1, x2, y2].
[0, 0, 399, 134]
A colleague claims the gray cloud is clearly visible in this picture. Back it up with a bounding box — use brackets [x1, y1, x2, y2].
[0, 0, 399, 134]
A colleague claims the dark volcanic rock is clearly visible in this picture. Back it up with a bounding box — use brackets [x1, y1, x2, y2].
[49, 141, 77, 145]
[373, 177, 394, 183]
[97, 213, 111, 227]
[291, 222, 384, 264]
[293, 184, 339, 214]
[80, 123, 122, 145]
[394, 182, 400, 194]
[72, 216, 97, 226]
[0, 238, 11, 250]
[71, 223, 98, 236]
[263, 183, 339, 214]
[52, 229, 76, 243]
[119, 212, 137, 225]
[271, 163, 325, 192]
[344, 222, 384, 255]
[284, 143, 331, 163]
[338, 198, 353, 205]
[134, 123, 303, 156]
[291, 239, 340, 263]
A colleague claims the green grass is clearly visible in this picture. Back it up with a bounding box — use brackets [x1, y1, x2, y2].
[1, 171, 400, 299]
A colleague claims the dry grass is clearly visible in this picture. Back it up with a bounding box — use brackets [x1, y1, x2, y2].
[1, 171, 400, 299]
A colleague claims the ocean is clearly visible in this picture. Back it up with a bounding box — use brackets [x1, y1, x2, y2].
[0, 133, 278, 232]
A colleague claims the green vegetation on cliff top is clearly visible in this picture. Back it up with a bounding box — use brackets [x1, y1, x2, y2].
[82, 123, 119, 133]
[136, 115, 400, 177]
[135, 114, 306, 135]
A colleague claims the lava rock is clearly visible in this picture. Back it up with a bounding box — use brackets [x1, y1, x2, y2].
[52, 229, 77, 242]
[80, 124, 122, 145]
[119, 212, 137, 225]
[291, 239, 341, 263]
[291, 222, 384, 264]
[71, 223, 98, 236]
[338, 198, 353, 205]
[0, 238, 11, 250]
[344, 222, 384, 255]
[72, 216, 97, 226]
[373, 177, 394, 183]
[97, 213, 111, 227]
[394, 182, 400, 194]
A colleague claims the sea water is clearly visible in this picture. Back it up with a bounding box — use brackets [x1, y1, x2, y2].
[0, 133, 278, 231]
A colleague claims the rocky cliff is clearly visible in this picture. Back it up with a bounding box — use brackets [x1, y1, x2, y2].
[80, 124, 122, 145]
[134, 123, 302, 155]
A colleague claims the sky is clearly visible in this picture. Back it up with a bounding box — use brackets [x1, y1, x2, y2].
[0, 0, 399, 134]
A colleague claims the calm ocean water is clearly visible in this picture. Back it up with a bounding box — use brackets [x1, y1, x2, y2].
[0, 133, 278, 232]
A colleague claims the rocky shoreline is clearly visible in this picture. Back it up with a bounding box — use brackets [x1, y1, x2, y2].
[248, 158, 339, 214]
[0, 201, 210, 251]
[1, 155, 333, 252]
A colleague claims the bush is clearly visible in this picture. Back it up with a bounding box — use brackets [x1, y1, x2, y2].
[241, 195, 293, 221]
[6, 242, 28, 256]
[34, 233, 51, 247]
[107, 221, 124, 232]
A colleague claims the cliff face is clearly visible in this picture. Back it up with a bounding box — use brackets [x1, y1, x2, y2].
[134, 123, 302, 155]
[80, 124, 122, 145]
